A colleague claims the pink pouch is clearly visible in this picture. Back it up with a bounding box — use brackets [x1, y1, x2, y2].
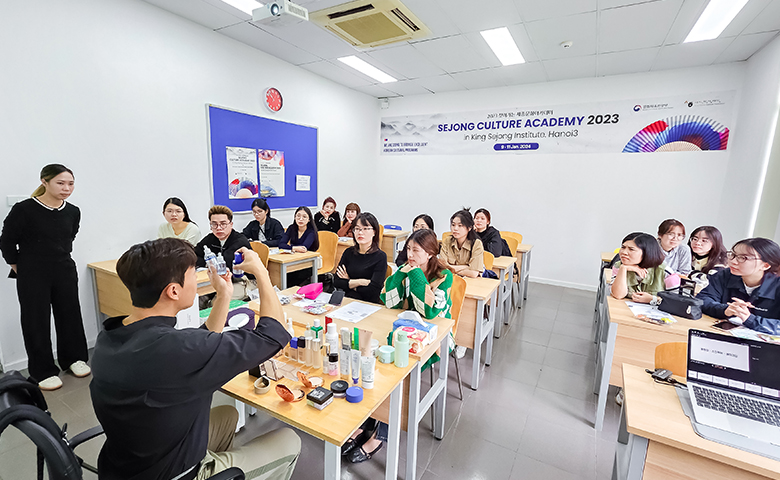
[297, 283, 323, 300]
[665, 273, 681, 289]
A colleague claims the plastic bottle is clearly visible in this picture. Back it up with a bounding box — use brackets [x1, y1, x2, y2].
[312, 338, 323, 369]
[203, 246, 217, 270]
[233, 251, 244, 278]
[325, 323, 339, 356]
[312, 318, 323, 343]
[394, 329, 410, 368]
[215, 253, 228, 275]
[296, 337, 305, 363]
[283, 314, 295, 357]
[304, 330, 314, 367]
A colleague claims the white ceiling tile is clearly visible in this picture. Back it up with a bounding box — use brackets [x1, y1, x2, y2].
[254, 21, 357, 60]
[400, 0, 462, 39]
[596, 47, 659, 76]
[144, 0, 246, 29]
[525, 12, 597, 60]
[744, 0, 780, 34]
[652, 37, 735, 71]
[720, 0, 774, 37]
[450, 68, 506, 90]
[542, 55, 596, 81]
[515, 0, 597, 22]
[715, 31, 780, 63]
[218, 22, 321, 65]
[598, 0, 657, 9]
[415, 74, 465, 93]
[497, 62, 548, 85]
[661, 0, 706, 45]
[366, 44, 446, 79]
[599, 0, 684, 52]
[384, 80, 434, 96]
[435, 0, 523, 34]
[300, 60, 372, 87]
[412, 35, 494, 73]
[353, 84, 402, 98]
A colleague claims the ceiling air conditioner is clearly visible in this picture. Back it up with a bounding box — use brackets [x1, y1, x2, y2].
[310, 0, 430, 48]
[252, 0, 309, 27]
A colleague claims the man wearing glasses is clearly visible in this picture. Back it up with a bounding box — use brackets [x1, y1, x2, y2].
[194, 206, 251, 302]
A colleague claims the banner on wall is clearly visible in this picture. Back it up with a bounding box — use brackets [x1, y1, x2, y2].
[380, 91, 735, 155]
[258, 149, 285, 197]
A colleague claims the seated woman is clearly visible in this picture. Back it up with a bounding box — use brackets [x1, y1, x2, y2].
[342, 229, 453, 464]
[610, 232, 669, 304]
[698, 238, 780, 334]
[242, 198, 284, 247]
[337, 202, 360, 237]
[688, 226, 728, 290]
[333, 212, 387, 304]
[314, 197, 340, 234]
[439, 209, 483, 278]
[395, 213, 435, 267]
[157, 197, 201, 246]
[279, 206, 319, 253]
[474, 208, 511, 258]
[657, 218, 692, 275]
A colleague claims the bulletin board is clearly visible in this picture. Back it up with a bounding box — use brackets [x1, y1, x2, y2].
[207, 104, 318, 212]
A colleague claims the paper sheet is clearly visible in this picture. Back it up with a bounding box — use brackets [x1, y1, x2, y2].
[624, 301, 676, 324]
[328, 302, 382, 323]
[293, 292, 332, 307]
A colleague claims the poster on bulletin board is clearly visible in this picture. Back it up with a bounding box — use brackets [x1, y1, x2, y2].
[207, 104, 317, 212]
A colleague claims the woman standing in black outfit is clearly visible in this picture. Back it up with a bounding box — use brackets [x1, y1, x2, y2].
[0, 164, 90, 391]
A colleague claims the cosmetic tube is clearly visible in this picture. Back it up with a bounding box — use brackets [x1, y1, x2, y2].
[340, 328, 351, 380]
[351, 349, 361, 385]
[361, 355, 375, 389]
[358, 328, 373, 357]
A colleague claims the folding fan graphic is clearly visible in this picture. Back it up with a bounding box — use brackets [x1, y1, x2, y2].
[623, 115, 730, 153]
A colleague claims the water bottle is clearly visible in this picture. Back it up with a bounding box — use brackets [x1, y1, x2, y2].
[394, 329, 410, 368]
[203, 246, 218, 270]
[215, 253, 228, 276]
[233, 251, 244, 278]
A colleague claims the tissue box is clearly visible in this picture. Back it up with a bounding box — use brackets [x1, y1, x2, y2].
[393, 312, 438, 346]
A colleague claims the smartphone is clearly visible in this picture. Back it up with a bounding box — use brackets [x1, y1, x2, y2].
[713, 320, 740, 331]
[329, 290, 345, 306]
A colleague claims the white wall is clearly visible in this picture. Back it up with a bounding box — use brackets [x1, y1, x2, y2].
[371, 64, 751, 290]
[0, 0, 379, 371]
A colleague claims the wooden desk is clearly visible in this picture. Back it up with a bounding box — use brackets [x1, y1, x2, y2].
[491, 256, 516, 337]
[334, 239, 354, 271]
[593, 272, 720, 431]
[615, 364, 780, 479]
[240, 290, 454, 480]
[87, 259, 213, 326]
[267, 251, 320, 289]
[454, 277, 500, 390]
[381, 230, 409, 262]
[515, 244, 534, 308]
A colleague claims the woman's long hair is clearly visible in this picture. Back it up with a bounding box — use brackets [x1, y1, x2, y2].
[406, 229, 447, 281]
[163, 197, 195, 224]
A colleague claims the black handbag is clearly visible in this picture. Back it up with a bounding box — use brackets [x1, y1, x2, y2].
[658, 279, 703, 320]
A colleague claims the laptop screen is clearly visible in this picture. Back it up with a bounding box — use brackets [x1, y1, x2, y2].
[687, 329, 780, 401]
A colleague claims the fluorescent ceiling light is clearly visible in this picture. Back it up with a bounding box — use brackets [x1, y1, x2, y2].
[684, 0, 750, 43]
[480, 27, 525, 66]
[338, 56, 397, 83]
[220, 0, 263, 15]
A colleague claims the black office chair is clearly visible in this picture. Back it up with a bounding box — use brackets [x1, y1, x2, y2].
[0, 371, 244, 480]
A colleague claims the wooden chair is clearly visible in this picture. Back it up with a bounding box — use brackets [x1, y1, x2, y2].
[250, 241, 270, 268]
[378, 224, 384, 239]
[434, 275, 467, 401]
[502, 235, 519, 258]
[655, 342, 687, 377]
[385, 264, 393, 280]
[483, 251, 494, 270]
[442, 231, 452, 241]
[500, 231, 523, 245]
[317, 231, 339, 275]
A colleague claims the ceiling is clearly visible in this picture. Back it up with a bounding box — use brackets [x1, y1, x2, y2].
[144, 0, 780, 97]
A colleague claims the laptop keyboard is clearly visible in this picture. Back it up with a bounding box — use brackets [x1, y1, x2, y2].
[692, 384, 780, 427]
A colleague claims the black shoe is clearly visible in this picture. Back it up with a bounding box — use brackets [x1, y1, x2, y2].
[341, 420, 378, 456]
[348, 441, 383, 463]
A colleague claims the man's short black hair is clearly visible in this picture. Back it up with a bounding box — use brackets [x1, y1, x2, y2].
[116, 238, 197, 308]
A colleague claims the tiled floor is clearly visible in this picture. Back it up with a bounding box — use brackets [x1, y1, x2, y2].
[0, 282, 622, 479]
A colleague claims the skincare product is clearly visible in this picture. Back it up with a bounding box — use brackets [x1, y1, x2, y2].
[394, 329, 410, 368]
[328, 353, 339, 376]
[351, 328, 361, 385]
[289, 337, 298, 360]
[233, 252, 244, 278]
[306, 387, 333, 410]
[215, 253, 227, 275]
[297, 337, 305, 363]
[340, 328, 351, 380]
[330, 380, 348, 398]
[361, 355, 375, 389]
[312, 338, 322, 369]
[326, 323, 339, 356]
[312, 318, 323, 343]
[346, 386, 363, 403]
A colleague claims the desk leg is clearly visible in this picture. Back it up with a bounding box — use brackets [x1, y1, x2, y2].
[523, 251, 532, 301]
[89, 268, 106, 331]
[471, 299, 484, 390]
[280, 264, 287, 290]
[324, 441, 341, 480]
[235, 400, 246, 432]
[594, 321, 617, 431]
[385, 383, 402, 480]
[311, 262, 318, 285]
[433, 335, 448, 440]
[485, 291, 495, 366]
[406, 364, 421, 480]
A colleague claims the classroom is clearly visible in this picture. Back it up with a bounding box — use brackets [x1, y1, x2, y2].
[2, 0, 780, 479]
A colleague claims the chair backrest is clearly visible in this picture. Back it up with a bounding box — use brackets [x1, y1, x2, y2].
[500, 231, 523, 245]
[442, 231, 452, 241]
[654, 342, 687, 377]
[378, 224, 384, 239]
[250, 241, 270, 268]
[502, 235, 519, 256]
[317, 231, 339, 274]
[483, 251, 494, 270]
[384, 224, 402, 230]
[385, 264, 393, 280]
[449, 275, 467, 336]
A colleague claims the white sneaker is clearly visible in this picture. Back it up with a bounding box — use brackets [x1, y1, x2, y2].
[39, 376, 63, 391]
[455, 346, 467, 359]
[615, 389, 624, 406]
[70, 360, 91, 378]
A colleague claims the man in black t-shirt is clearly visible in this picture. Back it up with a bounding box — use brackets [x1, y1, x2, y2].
[90, 238, 299, 480]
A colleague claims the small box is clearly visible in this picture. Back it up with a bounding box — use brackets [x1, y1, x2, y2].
[306, 387, 334, 410]
[393, 312, 438, 346]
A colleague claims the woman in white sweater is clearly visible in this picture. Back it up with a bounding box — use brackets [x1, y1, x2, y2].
[157, 197, 201, 246]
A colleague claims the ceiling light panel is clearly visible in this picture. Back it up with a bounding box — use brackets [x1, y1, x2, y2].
[684, 0, 750, 43]
[338, 56, 398, 83]
[480, 27, 526, 65]
[220, 0, 263, 15]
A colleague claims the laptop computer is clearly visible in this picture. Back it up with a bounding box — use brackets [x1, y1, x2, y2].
[687, 329, 780, 445]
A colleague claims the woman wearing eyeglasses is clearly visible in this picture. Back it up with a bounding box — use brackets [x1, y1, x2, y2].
[242, 198, 283, 247]
[657, 219, 692, 275]
[698, 238, 780, 334]
[279, 206, 319, 253]
[333, 213, 387, 304]
[688, 226, 728, 290]
[157, 197, 201, 246]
